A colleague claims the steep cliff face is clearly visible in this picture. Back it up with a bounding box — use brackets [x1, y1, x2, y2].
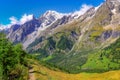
[7, 19, 40, 43]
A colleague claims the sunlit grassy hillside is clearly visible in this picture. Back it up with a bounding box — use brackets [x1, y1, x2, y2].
[29, 60, 120, 80]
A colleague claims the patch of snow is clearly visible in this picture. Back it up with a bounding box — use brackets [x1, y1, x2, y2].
[111, 9, 116, 14]
[43, 10, 64, 20]
[95, 3, 103, 11]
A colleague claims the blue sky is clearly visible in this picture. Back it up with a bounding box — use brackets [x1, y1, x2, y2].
[0, 0, 104, 25]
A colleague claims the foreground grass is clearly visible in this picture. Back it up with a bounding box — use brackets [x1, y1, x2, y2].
[29, 60, 120, 80]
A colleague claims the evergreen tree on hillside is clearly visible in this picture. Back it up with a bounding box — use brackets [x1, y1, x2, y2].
[0, 32, 28, 80]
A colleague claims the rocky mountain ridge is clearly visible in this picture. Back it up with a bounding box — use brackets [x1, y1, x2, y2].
[5, 6, 93, 48]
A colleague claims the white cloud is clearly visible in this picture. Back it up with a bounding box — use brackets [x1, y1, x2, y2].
[0, 24, 11, 30]
[9, 14, 34, 25]
[79, 4, 93, 14]
[20, 14, 34, 24]
[72, 4, 93, 18]
[0, 14, 34, 30]
[9, 16, 19, 24]
[0, 24, 5, 30]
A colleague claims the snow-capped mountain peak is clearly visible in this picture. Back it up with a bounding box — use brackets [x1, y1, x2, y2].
[38, 10, 65, 30]
[42, 10, 64, 20]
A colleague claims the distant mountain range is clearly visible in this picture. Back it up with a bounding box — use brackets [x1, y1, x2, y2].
[3, 5, 93, 48]
[1, 0, 120, 73]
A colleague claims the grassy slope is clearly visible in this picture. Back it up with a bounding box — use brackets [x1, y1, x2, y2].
[82, 51, 120, 71]
[82, 38, 120, 72]
[39, 37, 120, 73]
[30, 60, 120, 80]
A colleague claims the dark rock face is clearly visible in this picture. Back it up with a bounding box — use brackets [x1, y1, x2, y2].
[7, 11, 63, 45]
[19, 19, 40, 41]
[8, 19, 40, 43]
[103, 30, 112, 40]
[112, 31, 120, 38]
[10, 24, 20, 32]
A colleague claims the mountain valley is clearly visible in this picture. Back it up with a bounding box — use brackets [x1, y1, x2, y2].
[0, 0, 120, 80]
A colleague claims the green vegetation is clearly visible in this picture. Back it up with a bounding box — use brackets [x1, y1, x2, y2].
[81, 38, 120, 72]
[30, 32, 74, 59]
[34, 37, 120, 74]
[56, 35, 73, 50]
[82, 50, 120, 72]
[103, 38, 120, 63]
[44, 37, 56, 51]
[0, 32, 29, 80]
[28, 59, 120, 80]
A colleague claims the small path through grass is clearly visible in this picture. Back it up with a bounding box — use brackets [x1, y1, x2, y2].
[29, 67, 35, 80]
[29, 59, 120, 80]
